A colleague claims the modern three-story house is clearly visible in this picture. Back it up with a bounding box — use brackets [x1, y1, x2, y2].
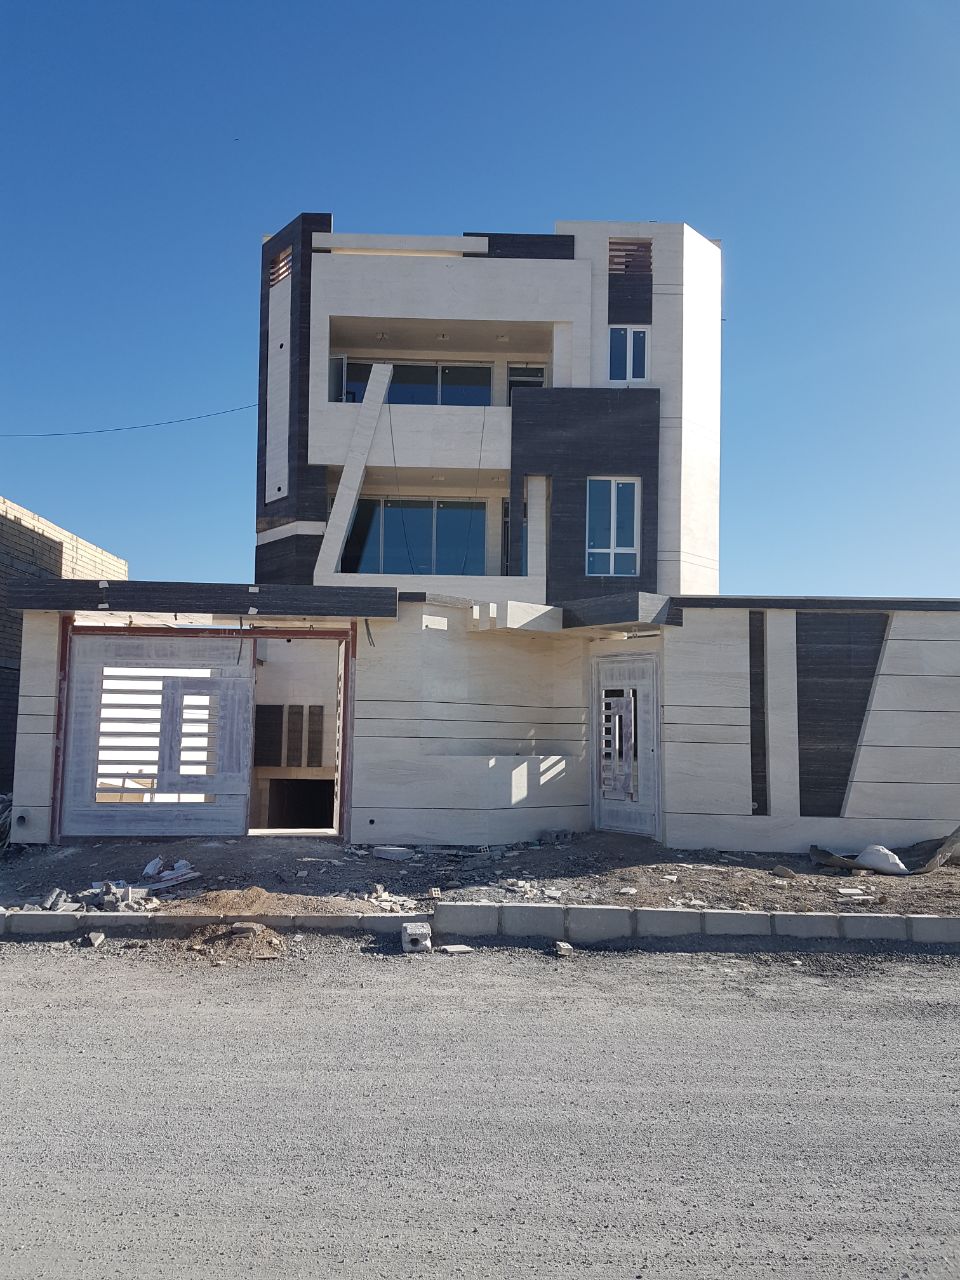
[9, 212, 960, 854]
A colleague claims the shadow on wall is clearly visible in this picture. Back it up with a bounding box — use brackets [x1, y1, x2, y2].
[0, 515, 64, 792]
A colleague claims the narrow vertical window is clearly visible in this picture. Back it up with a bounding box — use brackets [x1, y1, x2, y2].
[586, 478, 641, 576]
[609, 327, 627, 381]
[609, 326, 649, 383]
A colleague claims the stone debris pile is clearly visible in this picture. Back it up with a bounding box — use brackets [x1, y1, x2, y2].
[7, 858, 201, 917]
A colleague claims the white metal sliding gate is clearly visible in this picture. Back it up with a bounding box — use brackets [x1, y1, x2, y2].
[60, 635, 255, 836]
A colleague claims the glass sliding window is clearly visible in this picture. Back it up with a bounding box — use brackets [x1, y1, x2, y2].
[608, 327, 648, 382]
[440, 366, 491, 407]
[631, 329, 647, 380]
[328, 356, 345, 404]
[341, 498, 487, 575]
[585, 477, 641, 576]
[609, 328, 628, 381]
[435, 501, 486, 574]
[387, 365, 439, 405]
[344, 361, 372, 403]
[383, 500, 433, 572]
[340, 498, 381, 572]
[507, 366, 545, 404]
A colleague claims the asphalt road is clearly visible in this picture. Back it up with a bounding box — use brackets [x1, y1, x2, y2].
[0, 937, 958, 1279]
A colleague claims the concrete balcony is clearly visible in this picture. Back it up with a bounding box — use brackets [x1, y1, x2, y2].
[308, 402, 512, 471]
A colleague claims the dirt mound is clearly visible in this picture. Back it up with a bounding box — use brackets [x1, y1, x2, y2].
[178, 922, 287, 962]
[167, 885, 377, 916]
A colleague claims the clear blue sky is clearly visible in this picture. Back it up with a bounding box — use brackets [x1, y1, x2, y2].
[2, 0, 958, 595]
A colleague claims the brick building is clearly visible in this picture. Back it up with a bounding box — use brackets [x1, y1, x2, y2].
[0, 497, 126, 791]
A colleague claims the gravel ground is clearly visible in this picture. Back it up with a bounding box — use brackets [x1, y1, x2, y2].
[0, 936, 958, 1279]
[2, 830, 959, 918]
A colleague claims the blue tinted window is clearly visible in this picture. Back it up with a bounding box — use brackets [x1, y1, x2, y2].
[631, 330, 646, 379]
[383, 500, 433, 573]
[440, 366, 491, 407]
[587, 551, 610, 575]
[609, 328, 627, 380]
[435, 501, 485, 574]
[328, 357, 344, 403]
[613, 552, 637, 576]
[587, 478, 612, 550]
[615, 481, 636, 548]
[341, 499, 381, 572]
[387, 365, 438, 405]
[344, 362, 371, 403]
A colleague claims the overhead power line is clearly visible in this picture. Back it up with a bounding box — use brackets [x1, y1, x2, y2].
[0, 403, 256, 440]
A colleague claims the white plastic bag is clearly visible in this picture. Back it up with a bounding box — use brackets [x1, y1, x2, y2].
[853, 844, 909, 875]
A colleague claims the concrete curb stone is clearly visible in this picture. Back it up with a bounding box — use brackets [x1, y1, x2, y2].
[702, 909, 771, 937]
[566, 905, 633, 944]
[7, 912, 80, 936]
[500, 904, 565, 940]
[840, 913, 909, 942]
[773, 913, 842, 940]
[433, 902, 500, 937]
[907, 915, 960, 944]
[3, 903, 960, 948]
[634, 907, 701, 936]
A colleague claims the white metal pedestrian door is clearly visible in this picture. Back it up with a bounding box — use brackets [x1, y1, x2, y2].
[594, 655, 659, 836]
[60, 636, 255, 836]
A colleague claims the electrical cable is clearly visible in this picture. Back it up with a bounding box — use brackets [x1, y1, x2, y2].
[0, 403, 256, 439]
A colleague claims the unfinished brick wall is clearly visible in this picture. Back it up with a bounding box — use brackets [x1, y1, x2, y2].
[0, 497, 127, 791]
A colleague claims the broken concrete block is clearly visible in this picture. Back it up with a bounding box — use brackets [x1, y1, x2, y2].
[231, 921, 265, 936]
[87, 931, 106, 949]
[372, 846, 415, 862]
[401, 922, 432, 954]
[555, 941, 574, 958]
[41, 888, 66, 911]
[438, 944, 473, 955]
[427, 887, 442, 900]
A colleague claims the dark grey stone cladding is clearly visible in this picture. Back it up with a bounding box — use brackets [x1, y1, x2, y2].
[509, 388, 660, 606]
[748, 611, 769, 816]
[256, 212, 333, 582]
[463, 232, 575, 259]
[608, 273, 653, 325]
[3, 579, 397, 619]
[255, 534, 325, 586]
[795, 611, 889, 818]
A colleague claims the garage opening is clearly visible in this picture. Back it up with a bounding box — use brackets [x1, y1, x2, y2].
[267, 779, 335, 829]
[249, 634, 347, 835]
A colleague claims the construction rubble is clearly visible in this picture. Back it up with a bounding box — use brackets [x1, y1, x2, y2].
[3, 857, 200, 919]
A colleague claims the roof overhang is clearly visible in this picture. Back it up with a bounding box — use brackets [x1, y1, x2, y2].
[2, 579, 398, 620]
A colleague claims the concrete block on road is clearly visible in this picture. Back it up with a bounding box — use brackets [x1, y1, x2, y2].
[702, 910, 771, 937]
[839, 913, 908, 942]
[634, 908, 701, 937]
[433, 901, 500, 938]
[773, 912, 841, 939]
[7, 912, 80, 936]
[567, 906, 633, 944]
[500, 904, 565, 940]
[907, 915, 960, 944]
